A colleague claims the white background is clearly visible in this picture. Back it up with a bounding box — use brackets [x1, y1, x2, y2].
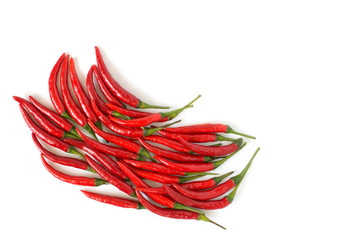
[1, 1, 359, 239]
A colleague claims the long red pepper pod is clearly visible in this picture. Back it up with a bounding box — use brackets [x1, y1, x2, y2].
[165, 123, 256, 139]
[157, 129, 236, 143]
[163, 183, 240, 210]
[116, 160, 203, 214]
[69, 58, 100, 125]
[63, 138, 127, 180]
[81, 190, 144, 209]
[87, 119, 153, 160]
[129, 167, 204, 184]
[106, 102, 167, 121]
[173, 147, 260, 200]
[135, 189, 225, 229]
[29, 95, 78, 136]
[143, 135, 192, 153]
[48, 53, 72, 119]
[137, 137, 215, 163]
[41, 154, 106, 186]
[18, 105, 83, 158]
[108, 95, 200, 128]
[84, 154, 135, 196]
[32, 133, 91, 171]
[76, 128, 142, 160]
[13, 96, 76, 139]
[92, 65, 125, 107]
[176, 137, 243, 156]
[95, 46, 168, 109]
[136, 171, 234, 195]
[154, 143, 246, 173]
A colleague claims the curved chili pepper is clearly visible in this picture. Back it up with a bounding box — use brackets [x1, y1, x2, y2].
[137, 138, 215, 163]
[108, 95, 200, 128]
[92, 65, 125, 107]
[172, 147, 259, 200]
[13, 96, 79, 139]
[105, 102, 166, 121]
[129, 167, 204, 184]
[84, 154, 135, 196]
[48, 53, 72, 119]
[19, 104, 83, 158]
[143, 135, 192, 153]
[91, 99, 175, 138]
[28, 95, 79, 137]
[87, 119, 153, 160]
[32, 133, 91, 171]
[165, 123, 256, 139]
[116, 160, 203, 214]
[69, 58, 100, 127]
[41, 154, 106, 186]
[163, 183, 240, 210]
[95, 46, 168, 109]
[63, 138, 127, 180]
[122, 159, 215, 176]
[157, 129, 236, 143]
[176, 137, 243, 157]
[136, 171, 234, 195]
[76, 128, 141, 160]
[154, 143, 246, 172]
[60, 55, 97, 139]
[81, 190, 144, 209]
[135, 189, 225, 229]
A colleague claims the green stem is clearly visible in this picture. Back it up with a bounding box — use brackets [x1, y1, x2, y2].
[216, 135, 236, 142]
[212, 171, 234, 185]
[94, 179, 108, 186]
[61, 110, 73, 121]
[83, 123, 99, 141]
[212, 142, 247, 169]
[138, 147, 156, 162]
[231, 147, 260, 185]
[162, 94, 201, 120]
[137, 100, 169, 109]
[112, 111, 131, 119]
[197, 214, 226, 230]
[69, 126, 80, 137]
[225, 183, 241, 203]
[227, 126, 256, 139]
[94, 121, 103, 130]
[143, 120, 181, 136]
[67, 146, 85, 159]
[64, 131, 83, 140]
[184, 172, 218, 176]
[173, 202, 204, 215]
[178, 174, 204, 184]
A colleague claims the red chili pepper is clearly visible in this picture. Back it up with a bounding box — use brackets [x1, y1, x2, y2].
[154, 143, 246, 172]
[84, 154, 135, 196]
[157, 129, 235, 143]
[136, 171, 234, 195]
[116, 160, 203, 214]
[32, 133, 91, 171]
[135, 189, 225, 229]
[28, 96, 79, 137]
[163, 183, 240, 210]
[19, 104, 83, 158]
[105, 102, 166, 121]
[41, 154, 106, 186]
[172, 147, 259, 200]
[92, 65, 125, 107]
[81, 190, 144, 209]
[176, 137, 243, 157]
[48, 53, 72, 119]
[69, 58, 100, 126]
[91, 99, 173, 138]
[129, 167, 204, 184]
[63, 138, 127, 180]
[95, 46, 168, 109]
[13, 96, 77, 139]
[143, 135, 192, 153]
[137, 138, 214, 163]
[165, 123, 256, 139]
[76, 128, 141, 160]
[108, 95, 200, 128]
[87, 119, 153, 160]
[60, 56, 97, 139]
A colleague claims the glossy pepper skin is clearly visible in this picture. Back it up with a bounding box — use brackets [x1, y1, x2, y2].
[157, 129, 235, 143]
[165, 123, 256, 139]
[143, 135, 192, 153]
[81, 190, 144, 209]
[95, 46, 168, 109]
[48, 53, 72, 119]
[41, 154, 106, 186]
[32, 133, 91, 171]
[84, 154, 135, 197]
[172, 148, 259, 200]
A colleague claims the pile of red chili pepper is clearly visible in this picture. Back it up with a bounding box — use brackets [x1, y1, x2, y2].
[14, 47, 259, 230]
